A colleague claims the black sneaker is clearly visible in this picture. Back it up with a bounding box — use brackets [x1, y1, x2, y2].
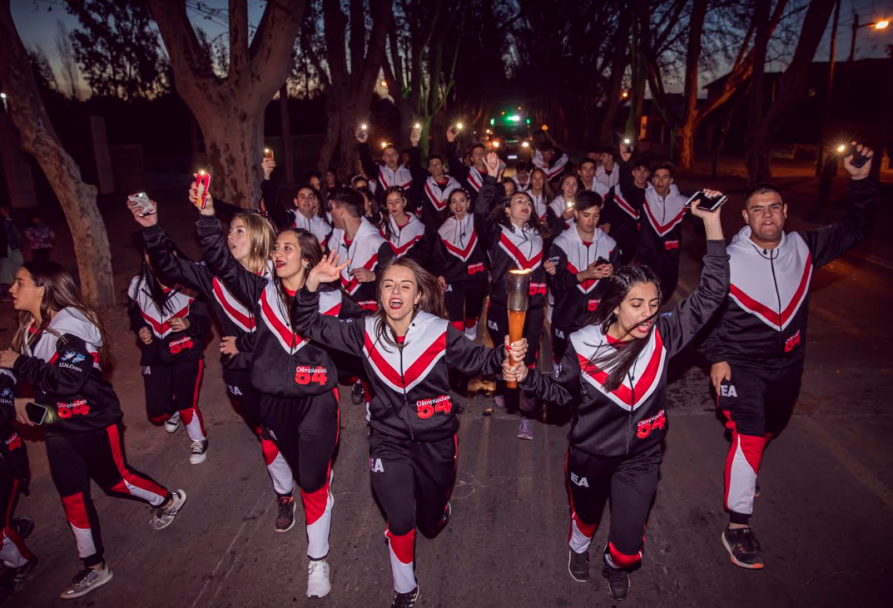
[351, 381, 365, 405]
[601, 556, 630, 602]
[10, 517, 34, 540]
[391, 586, 419, 608]
[275, 495, 296, 532]
[722, 526, 764, 569]
[0, 554, 38, 601]
[568, 548, 589, 582]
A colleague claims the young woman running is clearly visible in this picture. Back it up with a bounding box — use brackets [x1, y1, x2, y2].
[191, 187, 359, 599]
[0, 370, 36, 601]
[293, 255, 527, 608]
[128, 200, 298, 531]
[476, 152, 550, 441]
[431, 188, 489, 343]
[379, 186, 428, 266]
[503, 197, 728, 601]
[127, 246, 211, 464]
[2, 262, 186, 600]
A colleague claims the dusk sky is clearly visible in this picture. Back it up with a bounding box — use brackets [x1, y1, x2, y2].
[9, 0, 893, 98]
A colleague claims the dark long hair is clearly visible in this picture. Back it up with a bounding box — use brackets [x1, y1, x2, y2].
[373, 258, 447, 349]
[587, 265, 661, 392]
[137, 241, 184, 316]
[274, 228, 324, 314]
[12, 262, 113, 372]
[489, 190, 551, 239]
[379, 186, 409, 241]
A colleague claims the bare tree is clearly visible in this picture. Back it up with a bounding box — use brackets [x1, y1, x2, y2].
[303, 0, 392, 175]
[598, 4, 631, 145]
[0, 0, 114, 305]
[745, 0, 836, 183]
[383, 0, 465, 157]
[55, 21, 81, 100]
[643, 0, 795, 168]
[148, 0, 305, 207]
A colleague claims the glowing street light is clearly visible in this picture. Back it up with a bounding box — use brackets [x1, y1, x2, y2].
[0, 92, 7, 113]
[875, 19, 889, 30]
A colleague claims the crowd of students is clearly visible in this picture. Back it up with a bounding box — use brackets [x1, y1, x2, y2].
[0, 125, 876, 606]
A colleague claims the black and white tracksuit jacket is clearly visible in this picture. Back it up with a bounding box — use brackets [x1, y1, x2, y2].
[0, 371, 28, 488]
[521, 241, 729, 457]
[143, 224, 257, 372]
[700, 177, 875, 370]
[431, 213, 490, 284]
[196, 215, 356, 399]
[408, 146, 462, 216]
[634, 184, 688, 272]
[548, 226, 619, 327]
[359, 143, 413, 196]
[292, 291, 508, 442]
[476, 175, 548, 309]
[446, 141, 488, 196]
[14, 308, 123, 435]
[328, 217, 395, 309]
[127, 276, 211, 367]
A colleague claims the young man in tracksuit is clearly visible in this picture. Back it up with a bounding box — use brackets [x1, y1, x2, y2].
[699, 145, 876, 570]
[357, 131, 413, 199]
[408, 132, 461, 219]
[601, 145, 650, 265]
[293, 254, 527, 608]
[128, 268, 212, 464]
[445, 128, 488, 200]
[634, 162, 689, 301]
[506, 200, 728, 601]
[545, 191, 619, 364]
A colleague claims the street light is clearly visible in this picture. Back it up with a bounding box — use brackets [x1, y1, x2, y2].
[0, 92, 7, 113]
[849, 15, 891, 61]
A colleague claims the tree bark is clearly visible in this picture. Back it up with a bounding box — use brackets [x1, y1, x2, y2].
[744, 0, 772, 185]
[747, 0, 836, 184]
[149, 0, 305, 207]
[599, 6, 631, 145]
[0, 0, 114, 306]
[279, 82, 295, 184]
[674, 0, 708, 168]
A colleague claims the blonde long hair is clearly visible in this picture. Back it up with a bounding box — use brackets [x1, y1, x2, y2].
[235, 211, 277, 275]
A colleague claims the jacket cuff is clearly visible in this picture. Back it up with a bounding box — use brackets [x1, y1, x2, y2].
[705, 239, 728, 255]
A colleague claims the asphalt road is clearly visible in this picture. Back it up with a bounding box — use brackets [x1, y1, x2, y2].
[4, 174, 892, 607]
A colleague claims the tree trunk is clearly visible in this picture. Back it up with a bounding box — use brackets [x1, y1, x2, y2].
[746, 0, 836, 184]
[338, 103, 361, 177]
[745, 0, 772, 186]
[149, 0, 305, 207]
[599, 5, 631, 145]
[279, 82, 295, 185]
[675, 123, 695, 169]
[193, 105, 264, 208]
[0, 0, 114, 306]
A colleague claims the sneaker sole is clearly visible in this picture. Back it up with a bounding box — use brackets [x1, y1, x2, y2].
[721, 532, 765, 570]
[517, 433, 534, 440]
[567, 551, 589, 583]
[59, 570, 114, 600]
[604, 573, 630, 602]
[190, 450, 209, 465]
[307, 581, 332, 599]
[276, 500, 297, 533]
[165, 423, 180, 434]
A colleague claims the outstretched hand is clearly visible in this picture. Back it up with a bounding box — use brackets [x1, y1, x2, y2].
[843, 143, 872, 180]
[307, 251, 350, 292]
[484, 152, 501, 176]
[356, 128, 369, 144]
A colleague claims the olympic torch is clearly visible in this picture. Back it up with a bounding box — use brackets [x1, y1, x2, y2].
[506, 269, 531, 389]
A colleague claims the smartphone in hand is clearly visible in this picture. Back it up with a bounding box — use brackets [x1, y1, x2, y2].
[263, 148, 275, 162]
[26, 402, 48, 426]
[127, 192, 156, 217]
[684, 190, 728, 212]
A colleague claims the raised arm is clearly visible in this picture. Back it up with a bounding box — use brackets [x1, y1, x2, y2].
[292, 252, 366, 354]
[658, 199, 729, 357]
[801, 147, 876, 268]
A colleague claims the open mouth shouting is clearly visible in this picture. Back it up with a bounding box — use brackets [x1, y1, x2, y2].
[633, 319, 653, 336]
[388, 297, 404, 311]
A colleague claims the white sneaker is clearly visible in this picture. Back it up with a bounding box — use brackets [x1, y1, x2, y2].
[306, 559, 331, 598]
[59, 563, 113, 600]
[164, 412, 181, 434]
[150, 490, 187, 530]
[189, 439, 209, 464]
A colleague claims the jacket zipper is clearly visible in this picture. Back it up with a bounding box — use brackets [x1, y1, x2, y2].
[626, 368, 636, 454]
[768, 250, 783, 329]
[398, 334, 415, 441]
